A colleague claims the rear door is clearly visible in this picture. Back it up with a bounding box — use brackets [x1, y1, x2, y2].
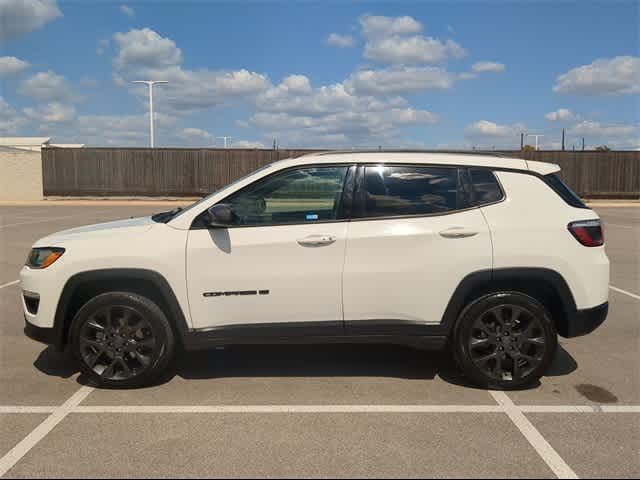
[342, 164, 492, 333]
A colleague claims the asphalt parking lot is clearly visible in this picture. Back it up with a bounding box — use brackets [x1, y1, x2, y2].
[0, 203, 638, 478]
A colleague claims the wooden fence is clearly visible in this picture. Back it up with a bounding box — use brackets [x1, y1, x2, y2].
[41, 148, 640, 198]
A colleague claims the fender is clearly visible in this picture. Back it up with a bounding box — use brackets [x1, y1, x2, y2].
[52, 268, 190, 350]
[440, 267, 578, 337]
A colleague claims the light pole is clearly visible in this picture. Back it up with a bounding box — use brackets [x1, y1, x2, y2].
[216, 136, 233, 148]
[132, 80, 168, 148]
[524, 133, 544, 151]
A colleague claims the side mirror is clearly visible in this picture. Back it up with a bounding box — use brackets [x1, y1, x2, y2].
[206, 204, 233, 227]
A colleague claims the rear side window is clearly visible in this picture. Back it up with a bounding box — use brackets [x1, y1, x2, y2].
[357, 165, 464, 218]
[543, 174, 588, 209]
[469, 168, 504, 205]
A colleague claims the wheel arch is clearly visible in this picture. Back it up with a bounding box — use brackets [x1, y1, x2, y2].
[52, 268, 190, 350]
[441, 267, 578, 338]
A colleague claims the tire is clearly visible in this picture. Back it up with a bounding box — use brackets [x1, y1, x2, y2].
[452, 292, 558, 390]
[70, 291, 175, 388]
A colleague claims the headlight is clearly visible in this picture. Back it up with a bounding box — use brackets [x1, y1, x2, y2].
[26, 247, 65, 269]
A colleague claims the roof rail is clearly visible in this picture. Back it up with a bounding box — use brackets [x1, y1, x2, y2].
[302, 149, 516, 158]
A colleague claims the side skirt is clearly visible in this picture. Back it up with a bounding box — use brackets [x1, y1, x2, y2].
[181, 321, 448, 351]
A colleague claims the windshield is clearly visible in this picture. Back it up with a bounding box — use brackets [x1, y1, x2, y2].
[167, 163, 276, 221]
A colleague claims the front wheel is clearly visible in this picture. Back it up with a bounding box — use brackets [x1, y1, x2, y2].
[70, 292, 175, 388]
[452, 292, 558, 390]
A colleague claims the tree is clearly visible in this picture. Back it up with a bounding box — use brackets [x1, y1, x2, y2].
[522, 144, 536, 152]
[595, 145, 611, 151]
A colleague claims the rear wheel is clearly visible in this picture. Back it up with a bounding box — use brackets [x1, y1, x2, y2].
[70, 292, 175, 388]
[453, 292, 557, 389]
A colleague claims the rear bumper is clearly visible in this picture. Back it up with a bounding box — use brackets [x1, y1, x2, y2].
[563, 302, 608, 338]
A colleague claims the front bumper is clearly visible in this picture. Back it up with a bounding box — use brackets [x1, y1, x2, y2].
[563, 301, 609, 338]
[24, 317, 58, 346]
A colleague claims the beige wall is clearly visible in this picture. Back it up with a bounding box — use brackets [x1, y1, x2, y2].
[0, 150, 43, 201]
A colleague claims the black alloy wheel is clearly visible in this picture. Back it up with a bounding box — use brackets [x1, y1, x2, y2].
[453, 292, 557, 389]
[71, 292, 175, 388]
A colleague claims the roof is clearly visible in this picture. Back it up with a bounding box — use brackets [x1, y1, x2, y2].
[0, 137, 51, 146]
[274, 151, 560, 174]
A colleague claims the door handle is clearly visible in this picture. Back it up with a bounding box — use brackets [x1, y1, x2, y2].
[439, 227, 479, 239]
[297, 234, 337, 246]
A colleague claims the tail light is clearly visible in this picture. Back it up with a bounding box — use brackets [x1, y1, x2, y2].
[568, 219, 604, 247]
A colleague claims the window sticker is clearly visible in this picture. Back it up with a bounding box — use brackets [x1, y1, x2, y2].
[306, 213, 319, 221]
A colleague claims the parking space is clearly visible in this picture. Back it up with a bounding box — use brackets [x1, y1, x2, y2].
[0, 203, 638, 478]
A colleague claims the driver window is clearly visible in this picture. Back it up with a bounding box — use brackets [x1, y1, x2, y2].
[222, 166, 350, 226]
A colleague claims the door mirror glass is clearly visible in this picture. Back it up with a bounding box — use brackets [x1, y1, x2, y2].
[206, 204, 233, 227]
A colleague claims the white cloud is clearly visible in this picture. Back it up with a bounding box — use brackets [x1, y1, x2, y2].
[566, 121, 639, 150]
[113, 28, 182, 69]
[364, 35, 466, 65]
[233, 140, 266, 149]
[0, 96, 27, 134]
[120, 5, 135, 18]
[567, 120, 635, 138]
[346, 67, 454, 95]
[0, 0, 61, 42]
[177, 127, 212, 141]
[359, 15, 422, 38]
[358, 15, 465, 65]
[553, 56, 640, 96]
[471, 61, 505, 73]
[18, 70, 74, 102]
[23, 102, 76, 123]
[327, 33, 355, 48]
[465, 120, 525, 138]
[459, 72, 477, 80]
[0, 56, 30, 76]
[113, 28, 269, 113]
[249, 75, 439, 148]
[545, 108, 574, 122]
[464, 120, 525, 148]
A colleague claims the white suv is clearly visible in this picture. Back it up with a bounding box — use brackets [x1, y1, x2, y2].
[21, 152, 609, 389]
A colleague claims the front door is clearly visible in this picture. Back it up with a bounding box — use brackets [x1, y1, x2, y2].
[186, 165, 353, 332]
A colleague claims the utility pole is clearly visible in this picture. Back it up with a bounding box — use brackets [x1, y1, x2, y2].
[520, 132, 524, 150]
[132, 80, 168, 148]
[582, 137, 585, 151]
[216, 136, 233, 148]
[561, 128, 565, 151]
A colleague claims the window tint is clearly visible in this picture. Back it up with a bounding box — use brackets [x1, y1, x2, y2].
[469, 168, 504, 205]
[222, 166, 349, 226]
[358, 165, 461, 217]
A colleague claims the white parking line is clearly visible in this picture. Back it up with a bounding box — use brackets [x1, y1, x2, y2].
[490, 391, 578, 479]
[1, 404, 638, 414]
[0, 406, 56, 414]
[609, 285, 640, 301]
[0, 386, 94, 478]
[0, 280, 19, 290]
[72, 405, 506, 413]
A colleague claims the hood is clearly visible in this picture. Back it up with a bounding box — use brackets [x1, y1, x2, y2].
[34, 216, 156, 246]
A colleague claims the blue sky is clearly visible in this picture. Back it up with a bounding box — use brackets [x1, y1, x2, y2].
[0, 0, 638, 149]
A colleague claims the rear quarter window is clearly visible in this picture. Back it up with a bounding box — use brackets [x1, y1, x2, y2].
[469, 168, 504, 205]
[543, 174, 589, 209]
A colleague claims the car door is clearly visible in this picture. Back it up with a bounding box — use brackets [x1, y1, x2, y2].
[186, 164, 354, 333]
[342, 164, 492, 334]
